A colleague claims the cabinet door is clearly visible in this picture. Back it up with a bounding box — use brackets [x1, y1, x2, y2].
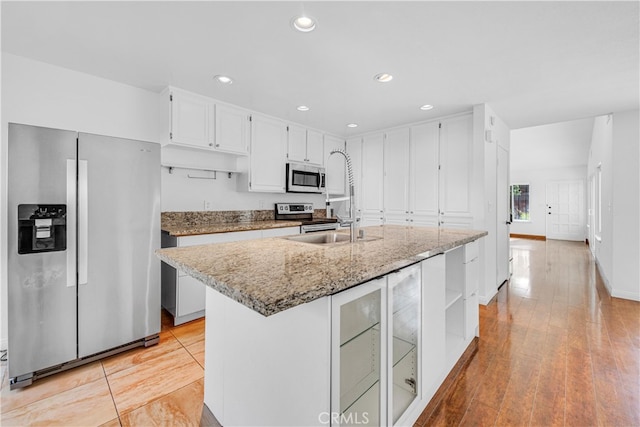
[410, 123, 439, 226]
[331, 277, 387, 426]
[421, 255, 445, 402]
[346, 137, 363, 217]
[384, 128, 410, 224]
[362, 133, 384, 216]
[249, 114, 287, 193]
[324, 135, 346, 195]
[177, 275, 206, 318]
[439, 114, 473, 221]
[306, 129, 324, 165]
[214, 104, 249, 155]
[287, 124, 307, 163]
[387, 264, 421, 425]
[171, 89, 214, 149]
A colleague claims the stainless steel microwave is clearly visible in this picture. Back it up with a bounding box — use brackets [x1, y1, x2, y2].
[286, 162, 326, 193]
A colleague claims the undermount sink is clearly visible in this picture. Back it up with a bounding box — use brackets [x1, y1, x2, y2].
[284, 232, 352, 245]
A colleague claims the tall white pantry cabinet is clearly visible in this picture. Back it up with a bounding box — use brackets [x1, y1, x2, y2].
[347, 113, 474, 229]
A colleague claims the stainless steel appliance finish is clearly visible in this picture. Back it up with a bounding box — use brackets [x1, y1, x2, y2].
[274, 203, 338, 233]
[7, 123, 161, 389]
[286, 162, 326, 193]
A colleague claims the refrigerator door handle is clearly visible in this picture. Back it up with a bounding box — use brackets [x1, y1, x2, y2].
[66, 159, 77, 287]
[78, 159, 88, 286]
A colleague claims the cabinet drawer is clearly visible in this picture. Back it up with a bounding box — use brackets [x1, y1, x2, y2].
[177, 275, 206, 317]
[464, 240, 479, 263]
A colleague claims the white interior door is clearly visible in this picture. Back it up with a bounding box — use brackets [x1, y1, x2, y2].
[546, 180, 586, 241]
[496, 146, 510, 285]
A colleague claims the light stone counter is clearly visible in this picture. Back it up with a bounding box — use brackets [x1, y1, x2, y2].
[156, 225, 487, 317]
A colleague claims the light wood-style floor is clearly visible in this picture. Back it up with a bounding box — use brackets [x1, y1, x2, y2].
[416, 238, 640, 426]
[1, 238, 638, 426]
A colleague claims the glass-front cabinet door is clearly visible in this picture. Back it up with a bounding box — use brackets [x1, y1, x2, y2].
[387, 264, 421, 425]
[331, 277, 387, 426]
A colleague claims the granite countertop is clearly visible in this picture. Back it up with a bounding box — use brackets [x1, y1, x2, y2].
[157, 225, 487, 317]
[161, 209, 328, 237]
[162, 219, 303, 237]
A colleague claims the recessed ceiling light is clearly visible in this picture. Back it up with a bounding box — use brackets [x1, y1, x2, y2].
[292, 15, 316, 32]
[420, 104, 434, 110]
[297, 105, 310, 111]
[347, 123, 359, 128]
[374, 73, 393, 83]
[214, 75, 233, 84]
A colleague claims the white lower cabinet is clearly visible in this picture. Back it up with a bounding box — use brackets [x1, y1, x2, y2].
[330, 242, 480, 426]
[331, 264, 422, 426]
[162, 227, 300, 325]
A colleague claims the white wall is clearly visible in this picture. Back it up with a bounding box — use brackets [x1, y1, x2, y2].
[588, 110, 639, 301]
[510, 166, 587, 237]
[472, 103, 510, 305]
[611, 111, 639, 300]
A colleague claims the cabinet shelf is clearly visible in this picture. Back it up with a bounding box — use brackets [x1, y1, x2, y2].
[392, 335, 416, 368]
[341, 370, 380, 416]
[445, 288, 463, 310]
[161, 163, 237, 179]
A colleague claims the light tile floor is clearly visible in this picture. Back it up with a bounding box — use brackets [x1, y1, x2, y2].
[0, 311, 212, 426]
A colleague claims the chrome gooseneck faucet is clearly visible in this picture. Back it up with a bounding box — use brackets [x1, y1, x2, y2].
[326, 149, 358, 242]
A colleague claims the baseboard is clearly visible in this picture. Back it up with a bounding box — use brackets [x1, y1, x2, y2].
[510, 233, 546, 241]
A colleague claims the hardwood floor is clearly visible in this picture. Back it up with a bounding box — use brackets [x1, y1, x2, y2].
[416, 238, 640, 427]
[1, 238, 638, 426]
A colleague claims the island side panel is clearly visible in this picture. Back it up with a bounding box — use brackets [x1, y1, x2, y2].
[204, 286, 331, 427]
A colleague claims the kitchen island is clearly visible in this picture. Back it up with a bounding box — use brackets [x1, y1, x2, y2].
[157, 225, 486, 426]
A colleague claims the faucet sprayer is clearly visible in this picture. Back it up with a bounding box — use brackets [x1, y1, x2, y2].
[326, 149, 358, 242]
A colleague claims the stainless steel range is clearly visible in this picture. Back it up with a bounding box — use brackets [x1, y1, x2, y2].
[274, 203, 338, 233]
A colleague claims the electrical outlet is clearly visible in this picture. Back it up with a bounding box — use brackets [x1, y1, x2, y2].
[204, 200, 212, 210]
[258, 200, 265, 209]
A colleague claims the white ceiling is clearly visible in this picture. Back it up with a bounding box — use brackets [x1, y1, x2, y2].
[510, 117, 595, 171]
[2, 1, 638, 136]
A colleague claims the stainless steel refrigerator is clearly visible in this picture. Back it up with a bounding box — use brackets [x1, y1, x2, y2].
[7, 123, 161, 389]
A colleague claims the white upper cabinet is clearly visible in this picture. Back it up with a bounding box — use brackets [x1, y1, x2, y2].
[287, 124, 307, 163]
[306, 130, 324, 165]
[324, 135, 346, 195]
[439, 114, 473, 228]
[248, 114, 287, 193]
[410, 122, 440, 227]
[167, 87, 214, 149]
[383, 128, 411, 225]
[214, 103, 249, 155]
[287, 126, 324, 165]
[162, 86, 248, 155]
[361, 133, 384, 225]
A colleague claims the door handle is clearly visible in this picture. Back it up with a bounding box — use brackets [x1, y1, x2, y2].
[66, 159, 76, 287]
[78, 159, 88, 286]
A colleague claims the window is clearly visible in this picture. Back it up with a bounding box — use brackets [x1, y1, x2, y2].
[511, 184, 530, 221]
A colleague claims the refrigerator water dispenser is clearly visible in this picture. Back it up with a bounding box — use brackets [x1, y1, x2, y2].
[17, 204, 67, 254]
